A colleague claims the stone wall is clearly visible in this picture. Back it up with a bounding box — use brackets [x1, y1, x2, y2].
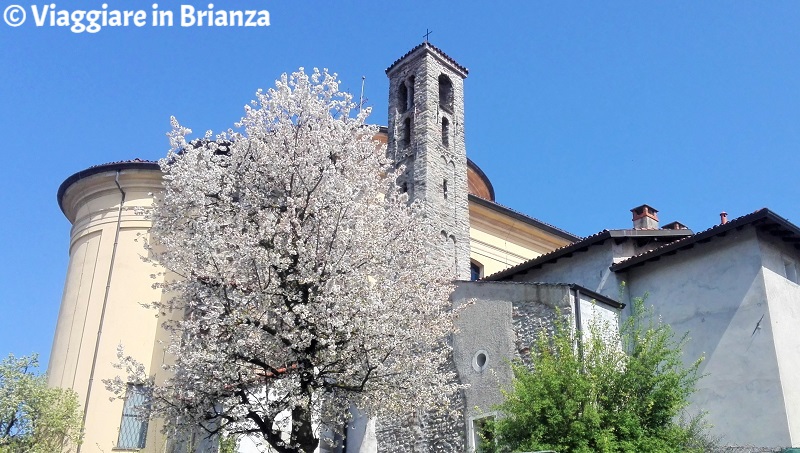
[374, 390, 465, 453]
[386, 43, 471, 281]
[451, 281, 583, 451]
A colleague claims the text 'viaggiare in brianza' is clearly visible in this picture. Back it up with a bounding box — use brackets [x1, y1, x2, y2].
[2, 3, 270, 33]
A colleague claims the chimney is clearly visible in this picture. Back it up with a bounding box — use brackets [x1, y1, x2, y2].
[720, 212, 728, 225]
[631, 204, 659, 229]
[663, 221, 688, 230]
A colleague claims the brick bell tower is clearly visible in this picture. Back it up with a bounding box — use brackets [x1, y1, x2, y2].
[386, 42, 471, 280]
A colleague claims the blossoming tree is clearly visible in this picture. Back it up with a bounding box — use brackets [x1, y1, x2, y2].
[111, 68, 458, 453]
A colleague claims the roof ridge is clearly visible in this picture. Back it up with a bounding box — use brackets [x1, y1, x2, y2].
[385, 42, 469, 76]
[484, 226, 696, 281]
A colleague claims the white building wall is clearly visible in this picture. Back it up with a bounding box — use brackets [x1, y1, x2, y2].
[506, 243, 625, 300]
[578, 292, 620, 345]
[624, 228, 791, 447]
[758, 234, 800, 446]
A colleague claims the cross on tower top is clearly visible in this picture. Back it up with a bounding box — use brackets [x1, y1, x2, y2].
[423, 29, 432, 42]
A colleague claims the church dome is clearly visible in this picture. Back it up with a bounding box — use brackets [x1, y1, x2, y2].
[467, 158, 495, 201]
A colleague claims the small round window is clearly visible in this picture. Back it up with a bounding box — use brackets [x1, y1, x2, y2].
[472, 350, 488, 372]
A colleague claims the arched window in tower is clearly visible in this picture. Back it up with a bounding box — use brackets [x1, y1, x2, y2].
[402, 117, 412, 148]
[407, 76, 415, 111]
[443, 179, 448, 200]
[397, 82, 408, 114]
[438, 74, 453, 111]
[441, 117, 450, 147]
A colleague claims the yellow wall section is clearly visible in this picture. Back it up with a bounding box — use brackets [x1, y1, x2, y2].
[469, 201, 573, 278]
[49, 230, 102, 390]
[49, 168, 169, 452]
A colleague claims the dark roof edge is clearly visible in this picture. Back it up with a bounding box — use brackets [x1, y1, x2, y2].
[57, 160, 161, 216]
[485, 228, 694, 282]
[466, 158, 496, 201]
[469, 194, 580, 242]
[456, 280, 624, 309]
[570, 284, 625, 309]
[611, 208, 791, 272]
[485, 230, 612, 281]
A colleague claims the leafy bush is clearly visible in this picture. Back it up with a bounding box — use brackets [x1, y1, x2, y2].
[482, 296, 706, 453]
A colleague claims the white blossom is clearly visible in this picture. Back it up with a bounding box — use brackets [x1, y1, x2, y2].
[113, 68, 458, 453]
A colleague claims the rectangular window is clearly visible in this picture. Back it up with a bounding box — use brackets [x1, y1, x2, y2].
[469, 414, 496, 452]
[117, 383, 149, 449]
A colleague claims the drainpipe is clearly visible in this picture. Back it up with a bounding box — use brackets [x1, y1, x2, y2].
[573, 287, 584, 365]
[78, 171, 126, 453]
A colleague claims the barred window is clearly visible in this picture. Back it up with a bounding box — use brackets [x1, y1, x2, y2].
[117, 383, 149, 449]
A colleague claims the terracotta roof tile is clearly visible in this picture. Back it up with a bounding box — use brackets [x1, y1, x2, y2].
[88, 158, 158, 168]
[485, 227, 694, 281]
[484, 229, 612, 281]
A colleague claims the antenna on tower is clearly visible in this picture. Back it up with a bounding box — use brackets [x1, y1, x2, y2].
[359, 76, 366, 113]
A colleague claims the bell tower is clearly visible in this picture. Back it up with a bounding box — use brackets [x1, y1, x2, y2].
[386, 42, 471, 280]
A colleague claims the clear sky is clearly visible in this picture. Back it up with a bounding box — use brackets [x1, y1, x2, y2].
[2, 1, 799, 368]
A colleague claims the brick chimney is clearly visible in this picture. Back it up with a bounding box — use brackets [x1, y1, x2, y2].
[720, 212, 728, 225]
[631, 204, 659, 229]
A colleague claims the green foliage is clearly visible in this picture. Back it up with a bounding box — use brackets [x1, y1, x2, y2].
[482, 296, 705, 453]
[0, 354, 83, 453]
[219, 434, 239, 453]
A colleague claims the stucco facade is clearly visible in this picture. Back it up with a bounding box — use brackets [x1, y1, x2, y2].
[49, 161, 172, 452]
[468, 195, 576, 278]
[620, 225, 800, 446]
[491, 209, 800, 447]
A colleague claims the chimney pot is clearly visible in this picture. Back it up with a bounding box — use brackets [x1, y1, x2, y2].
[720, 212, 728, 225]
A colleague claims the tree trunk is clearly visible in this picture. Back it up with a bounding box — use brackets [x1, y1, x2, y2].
[291, 404, 318, 453]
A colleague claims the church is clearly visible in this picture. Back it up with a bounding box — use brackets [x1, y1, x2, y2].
[47, 42, 800, 451]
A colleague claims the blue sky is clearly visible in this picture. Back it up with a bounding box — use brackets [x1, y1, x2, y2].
[1, 2, 799, 367]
